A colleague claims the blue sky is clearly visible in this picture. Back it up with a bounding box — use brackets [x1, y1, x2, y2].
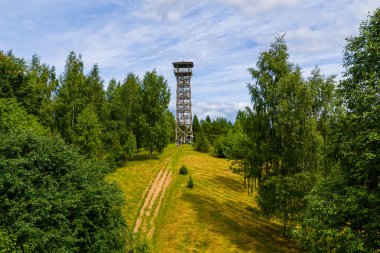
[0, 0, 379, 121]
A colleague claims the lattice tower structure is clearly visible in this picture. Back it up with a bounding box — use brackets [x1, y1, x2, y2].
[173, 61, 193, 144]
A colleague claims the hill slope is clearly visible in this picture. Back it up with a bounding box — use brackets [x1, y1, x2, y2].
[108, 144, 301, 252]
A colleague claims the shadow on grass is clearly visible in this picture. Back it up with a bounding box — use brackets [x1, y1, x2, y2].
[182, 180, 301, 252]
[212, 175, 243, 192]
[130, 154, 159, 161]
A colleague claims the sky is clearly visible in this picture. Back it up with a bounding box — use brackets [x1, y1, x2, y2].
[0, 0, 379, 121]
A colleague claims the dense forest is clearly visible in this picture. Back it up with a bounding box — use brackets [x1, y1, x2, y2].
[0, 8, 379, 253]
[0, 49, 175, 251]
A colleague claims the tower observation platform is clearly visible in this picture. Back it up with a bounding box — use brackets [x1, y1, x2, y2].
[173, 61, 193, 144]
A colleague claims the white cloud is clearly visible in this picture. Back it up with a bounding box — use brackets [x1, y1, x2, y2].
[1, 0, 379, 121]
[220, 0, 302, 13]
[191, 101, 250, 121]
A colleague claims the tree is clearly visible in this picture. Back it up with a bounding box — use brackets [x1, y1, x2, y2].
[0, 51, 33, 111]
[123, 131, 137, 160]
[75, 104, 103, 158]
[209, 117, 232, 145]
[55, 53, 108, 159]
[0, 97, 128, 252]
[0, 132, 128, 252]
[103, 74, 141, 162]
[244, 36, 329, 235]
[85, 64, 106, 118]
[0, 98, 47, 136]
[27, 55, 58, 129]
[300, 9, 380, 252]
[214, 119, 246, 159]
[55, 52, 87, 143]
[339, 9, 380, 191]
[192, 114, 200, 136]
[0, 52, 58, 131]
[140, 70, 171, 157]
[120, 74, 143, 151]
[163, 110, 176, 144]
[194, 132, 211, 153]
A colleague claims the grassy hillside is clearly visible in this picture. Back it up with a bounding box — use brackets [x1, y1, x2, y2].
[108, 144, 301, 252]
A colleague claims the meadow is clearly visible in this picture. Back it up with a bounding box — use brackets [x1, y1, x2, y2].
[108, 144, 301, 252]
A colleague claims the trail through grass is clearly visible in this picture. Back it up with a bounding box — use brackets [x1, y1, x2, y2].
[108, 144, 301, 252]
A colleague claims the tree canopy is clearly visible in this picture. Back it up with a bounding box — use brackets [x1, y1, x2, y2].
[299, 9, 380, 252]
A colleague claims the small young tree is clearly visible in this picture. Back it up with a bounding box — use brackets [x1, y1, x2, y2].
[187, 176, 194, 188]
[179, 165, 189, 175]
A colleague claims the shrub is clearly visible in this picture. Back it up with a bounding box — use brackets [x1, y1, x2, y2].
[187, 176, 194, 188]
[179, 165, 189, 175]
[194, 133, 211, 153]
[0, 132, 128, 252]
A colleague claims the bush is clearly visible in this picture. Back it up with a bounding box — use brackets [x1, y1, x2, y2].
[194, 133, 211, 153]
[187, 176, 194, 188]
[0, 98, 47, 136]
[213, 136, 227, 157]
[0, 230, 22, 253]
[179, 165, 189, 175]
[0, 132, 128, 252]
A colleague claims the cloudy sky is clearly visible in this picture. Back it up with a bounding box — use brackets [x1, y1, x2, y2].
[0, 0, 379, 121]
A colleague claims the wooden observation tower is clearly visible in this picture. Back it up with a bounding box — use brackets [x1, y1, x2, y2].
[173, 61, 193, 144]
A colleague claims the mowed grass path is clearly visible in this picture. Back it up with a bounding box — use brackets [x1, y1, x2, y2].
[108, 144, 301, 252]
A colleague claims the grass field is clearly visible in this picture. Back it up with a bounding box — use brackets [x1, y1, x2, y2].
[108, 144, 301, 252]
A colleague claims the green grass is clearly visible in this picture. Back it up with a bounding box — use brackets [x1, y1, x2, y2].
[106, 145, 178, 228]
[108, 144, 302, 252]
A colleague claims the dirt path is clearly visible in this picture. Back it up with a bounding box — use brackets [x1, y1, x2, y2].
[133, 158, 172, 239]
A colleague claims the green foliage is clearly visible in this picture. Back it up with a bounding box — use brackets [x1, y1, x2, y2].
[140, 70, 171, 157]
[213, 122, 247, 159]
[192, 114, 200, 136]
[0, 230, 22, 253]
[0, 98, 47, 136]
[103, 75, 140, 162]
[257, 172, 315, 229]
[55, 52, 88, 143]
[0, 132, 128, 252]
[339, 8, 380, 191]
[0, 51, 32, 110]
[0, 49, 180, 252]
[0, 52, 58, 128]
[187, 176, 194, 188]
[1, 50, 175, 163]
[75, 104, 103, 158]
[298, 170, 370, 252]
[223, 121, 247, 160]
[299, 9, 380, 252]
[27, 55, 58, 129]
[194, 132, 212, 153]
[179, 165, 189, 175]
[193, 115, 232, 154]
[165, 110, 176, 143]
[212, 135, 227, 157]
[124, 131, 137, 160]
[240, 35, 336, 234]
